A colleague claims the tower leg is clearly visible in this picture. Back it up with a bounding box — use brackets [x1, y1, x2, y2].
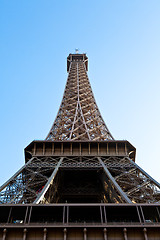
[98, 157, 132, 203]
[33, 157, 63, 203]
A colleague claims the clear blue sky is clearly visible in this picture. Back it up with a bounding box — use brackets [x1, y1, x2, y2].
[0, 0, 160, 185]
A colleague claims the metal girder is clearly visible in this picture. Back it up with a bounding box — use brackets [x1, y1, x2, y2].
[1, 154, 160, 204]
[101, 156, 160, 203]
[0, 157, 61, 204]
[98, 157, 132, 203]
[115, 168, 136, 180]
[127, 157, 160, 189]
[60, 156, 101, 169]
[127, 180, 151, 195]
[33, 158, 63, 204]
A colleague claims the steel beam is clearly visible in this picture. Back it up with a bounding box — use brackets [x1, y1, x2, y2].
[127, 157, 160, 189]
[98, 157, 132, 203]
[33, 157, 63, 204]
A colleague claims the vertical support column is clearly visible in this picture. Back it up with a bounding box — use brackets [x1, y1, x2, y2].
[28, 206, 32, 224]
[7, 207, 12, 223]
[104, 206, 107, 223]
[83, 228, 87, 240]
[63, 206, 65, 224]
[125, 143, 127, 155]
[2, 229, 7, 240]
[140, 206, 145, 223]
[156, 207, 160, 219]
[70, 143, 72, 155]
[43, 228, 47, 240]
[64, 228, 67, 240]
[52, 143, 54, 155]
[23, 229, 27, 240]
[143, 228, 148, 240]
[80, 143, 82, 155]
[116, 143, 118, 155]
[136, 206, 142, 224]
[123, 228, 127, 240]
[34, 143, 36, 155]
[43, 143, 45, 155]
[61, 143, 64, 154]
[100, 206, 103, 224]
[103, 228, 107, 240]
[24, 207, 29, 224]
[88, 143, 90, 155]
[67, 206, 69, 224]
[98, 143, 100, 155]
[107, 143, 109, 155]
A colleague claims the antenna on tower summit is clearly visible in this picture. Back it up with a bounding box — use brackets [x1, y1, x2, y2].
[75, 48, 79, 54]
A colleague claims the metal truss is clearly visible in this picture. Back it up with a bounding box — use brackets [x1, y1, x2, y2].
[0, 157, 62, 204]
[0, 155, 160, 204]
[46, 58, 113, 141]
[99, 156, 160, 203]
[60, 156, 101, 169]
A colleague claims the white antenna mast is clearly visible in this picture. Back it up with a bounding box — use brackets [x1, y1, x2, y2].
[75, 48, 79, 54]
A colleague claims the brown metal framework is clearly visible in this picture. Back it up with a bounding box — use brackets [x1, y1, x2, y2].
[0, 150, 160, 204]
[0, 53, 160, 239]
[46, 54, 113, 141]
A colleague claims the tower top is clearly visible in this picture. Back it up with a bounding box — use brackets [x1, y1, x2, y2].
[75, 48, 79, 54]
[46, 53, 113, 141]
[67, 53, 88, 72]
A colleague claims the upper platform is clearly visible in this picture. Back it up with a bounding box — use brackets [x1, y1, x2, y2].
[25, 140, 136, 162]
[67, 53, 88, 72]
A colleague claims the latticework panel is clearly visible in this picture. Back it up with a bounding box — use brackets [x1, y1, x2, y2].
[46, 59, 113, 141]
[101, 156, 160, 203]
[0, 157, 61, 204]
[1, 155, 160, 204]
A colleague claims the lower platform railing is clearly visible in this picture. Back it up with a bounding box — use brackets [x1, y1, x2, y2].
[0, 204, 160, 227]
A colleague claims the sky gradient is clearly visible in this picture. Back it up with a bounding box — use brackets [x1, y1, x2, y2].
[0, 0, 160, 185]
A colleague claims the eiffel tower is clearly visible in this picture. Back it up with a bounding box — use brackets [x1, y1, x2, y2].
[0, 53, 160, 239]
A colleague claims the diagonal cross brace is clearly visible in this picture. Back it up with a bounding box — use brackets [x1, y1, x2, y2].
[98, 157, 132, 203]
[33, 157, 63, 204]
[0, 157, 35, 192]
[127, 180, 151, 195]
[127, 157, 160, 189]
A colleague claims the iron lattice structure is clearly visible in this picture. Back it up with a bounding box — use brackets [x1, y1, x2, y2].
[0, 53, 160, 206]
[46, 54, 114, 141]
[1, 155, 160, 204]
